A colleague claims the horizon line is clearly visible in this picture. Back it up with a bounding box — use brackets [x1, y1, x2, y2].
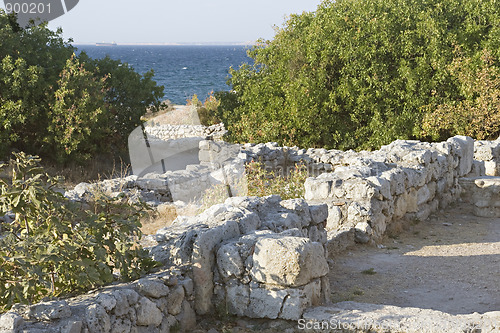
[73, 41, 257, 46]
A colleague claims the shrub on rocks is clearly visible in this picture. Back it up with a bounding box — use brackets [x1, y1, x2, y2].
[0, 153, 156, 311]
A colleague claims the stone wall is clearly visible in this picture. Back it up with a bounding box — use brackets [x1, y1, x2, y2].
[468, 138, 500, 177]
[304, 136, 474, 250]
[144, 123, 227, 142]
[16, 133, 491, 332]
[151, 196, 330, 320]
[1, 270, 197, 333]
[3, 196, 330, 332]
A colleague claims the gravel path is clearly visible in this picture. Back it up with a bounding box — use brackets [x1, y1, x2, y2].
[329, 203, 500, 315]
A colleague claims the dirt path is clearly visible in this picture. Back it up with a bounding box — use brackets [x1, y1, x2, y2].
[329, 203, 500, 315]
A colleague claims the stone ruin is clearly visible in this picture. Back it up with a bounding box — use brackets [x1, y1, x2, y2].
[2, 128, 500, 332]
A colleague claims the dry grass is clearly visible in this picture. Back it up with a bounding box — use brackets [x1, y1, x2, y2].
[142, 104, 201, 126]
[43, 154, 132, 189]
[140, 204, 178, 235]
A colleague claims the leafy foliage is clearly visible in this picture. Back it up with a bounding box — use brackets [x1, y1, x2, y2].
[0, 152, 156, 311]
[223, 0, 500, 149]
[197, 91, 221, 126]
[0, 10, 165, 163]
[47, 55, 108, 163]
[422, 49, 500, 140]
[78, 53, 166, 146]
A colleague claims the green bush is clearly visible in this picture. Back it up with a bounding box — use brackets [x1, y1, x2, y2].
[0, 11, 165, 163]
[197, 92, 221, 126]
[0, 152, 156, 311]
[78, 53, 166, 147]
[422, 49, 500, 140]
[223, 0, 500, 150]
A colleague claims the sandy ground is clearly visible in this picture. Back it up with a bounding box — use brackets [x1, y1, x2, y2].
[329, 203, 500, 315]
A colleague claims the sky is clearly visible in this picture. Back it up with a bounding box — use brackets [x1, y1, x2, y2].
[1, 0, 324, 44]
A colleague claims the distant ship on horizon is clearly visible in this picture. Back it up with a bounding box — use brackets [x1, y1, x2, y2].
[96, 41, 117, 46]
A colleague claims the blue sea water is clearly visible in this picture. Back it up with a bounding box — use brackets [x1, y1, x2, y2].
[76, 45, 253, 105]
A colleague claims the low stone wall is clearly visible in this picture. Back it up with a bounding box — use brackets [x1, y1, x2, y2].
[26, 133, 500, 332]
[1, 270, 197, 333]
[151, 196, 330, 320]
[459, 176, 500, 217]
[469, 138, 500, 176]
[144, 123, 227, 142]
[67, 135, 476, 245]
[3, 196, 330, 332]
[304, 136, 474, 248]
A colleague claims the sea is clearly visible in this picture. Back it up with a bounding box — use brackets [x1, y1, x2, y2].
[76, 45, 253, 105]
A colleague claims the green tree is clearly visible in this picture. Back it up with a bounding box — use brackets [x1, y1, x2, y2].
[78, 53, 165, 147]
[46, 55, 108, 163]
[224, 0, 500, 150]
[0, 10, 165, 163]
[422, 49, 500, 140]
[0, 55, 41, 156]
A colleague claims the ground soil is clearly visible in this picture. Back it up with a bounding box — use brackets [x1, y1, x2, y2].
[329, 202, 500, 315]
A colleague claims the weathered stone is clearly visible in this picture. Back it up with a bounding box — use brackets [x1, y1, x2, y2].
[137, 278, 169, 298]
[417, 185, 431, 205]
[280, 199, 312, 226]
[111, 289, 134, 317]
[176, 301, 196, 331]
[246, 288, 288, 319]
[367, 176, 392, 200]
[97, 293, 117, 312]
[354, 222, 372, 244]
[0, 312, 24, 332]
[302, 302, 500, 333]
[326, 204, 342, 231]
[153, 297, 169, 313]
[86, 304, 111, 333]
[447, 135, 474, 176]
[135, 297, 162, 327]
[159, 315, 177, 333]
[192, 220, 240, 314]
[166, 285, 185, 316]
[406, 188, 418, 213]
[483, 160, 499, 176]
[250, 236, 328, 287]
[309, 203, 328, 225]
[29, 300, 72, 321]
[320, 275, 331, 304]
[460, 176, 500, 217]
[229, 208, 261, 234]
[261, 212, 302, 231]
[61, 321, 83, 333]
[217, 243, 244, 280]
[279, 279, 322, 321]
[305, 178, 332, 200]
[226, 281, 250, 317]
[179, 278, 194, 298]
[393, 193, 408, 219]
[110, 318, 131, 333]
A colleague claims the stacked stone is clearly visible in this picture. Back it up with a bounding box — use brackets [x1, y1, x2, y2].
[469, 138, 500, 176]
[64, 175, 173, 207]
[144, 123, 227, 141]
[239, 142, 333, 177]
[152, 195, 330, 321]
[459, 177, 500, 217]
[304, 136, 474, 248]
[0, 270, 197, 333]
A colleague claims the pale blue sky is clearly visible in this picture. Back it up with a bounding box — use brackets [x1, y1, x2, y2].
[8, 0, 323, 44]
